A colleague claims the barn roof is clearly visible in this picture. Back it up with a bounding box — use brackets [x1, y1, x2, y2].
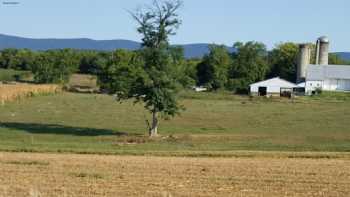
[307, 64, 350, 81]
[250, 77, 297, 88]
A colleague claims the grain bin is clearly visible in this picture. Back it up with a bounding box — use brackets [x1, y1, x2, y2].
[297, 44, 311, 83]
[315, 36, 329, 65]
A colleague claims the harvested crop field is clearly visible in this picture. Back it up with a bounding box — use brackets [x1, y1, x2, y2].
[0, 152, 349, 197]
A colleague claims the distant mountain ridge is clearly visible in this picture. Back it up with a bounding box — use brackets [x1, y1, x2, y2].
[1, 34, 348, 61]
[334, 52, 350, 62]
[0, 34, 235, 59]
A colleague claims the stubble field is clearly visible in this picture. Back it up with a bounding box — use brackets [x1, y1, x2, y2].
[0, 152, 349, 197]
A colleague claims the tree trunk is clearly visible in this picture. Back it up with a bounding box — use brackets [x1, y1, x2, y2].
[149, 111, 159, 137]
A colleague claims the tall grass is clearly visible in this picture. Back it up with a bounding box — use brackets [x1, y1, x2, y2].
[0, 84, 61, 104]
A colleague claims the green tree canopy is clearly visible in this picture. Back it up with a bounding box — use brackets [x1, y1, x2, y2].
[228, 41, 269, 92]
[268, 42, 299, 82]
[31, 49, 79, 84]
[196, 45, 232, 90]
[98, 49, 143, 93]
[169, 46, 196, 88]
[0, 49, 36, 70]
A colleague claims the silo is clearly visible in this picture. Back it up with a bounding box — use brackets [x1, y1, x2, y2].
[316, 36, 329, 65]
[297, 44, 311, 83]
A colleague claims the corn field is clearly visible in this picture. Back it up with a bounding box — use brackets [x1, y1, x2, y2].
[0, 83, 60, 104]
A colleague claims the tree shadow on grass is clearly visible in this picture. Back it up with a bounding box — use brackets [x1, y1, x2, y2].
[0, 122, 133, 137]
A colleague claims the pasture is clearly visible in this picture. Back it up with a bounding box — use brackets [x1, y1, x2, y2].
[0, 89, 349, 155]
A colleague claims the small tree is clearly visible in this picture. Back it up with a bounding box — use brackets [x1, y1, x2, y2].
[100, 0, 183, 137]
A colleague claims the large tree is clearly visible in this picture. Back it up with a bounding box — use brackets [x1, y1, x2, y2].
[99, 0, 183, 137]
[228, 41, 269, 92]
[267, 42, 299, 82]
[196, 45, 232, 90]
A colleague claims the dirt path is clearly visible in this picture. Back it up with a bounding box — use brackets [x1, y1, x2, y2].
[0, 152, 349, 197]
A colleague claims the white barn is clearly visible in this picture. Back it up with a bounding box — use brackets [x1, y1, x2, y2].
[305, 64, 350, 94]
[249, 77, 298, 96]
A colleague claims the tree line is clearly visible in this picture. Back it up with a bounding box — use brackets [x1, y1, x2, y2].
[0, 48, 107, 83]
[0, 43, 348, 90]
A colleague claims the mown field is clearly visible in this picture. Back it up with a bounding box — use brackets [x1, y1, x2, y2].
[0, 152, 349, 197]
[0, 89, 349, 155]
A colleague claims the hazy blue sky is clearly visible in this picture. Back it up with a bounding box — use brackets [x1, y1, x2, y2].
[0, 0, 349, 51]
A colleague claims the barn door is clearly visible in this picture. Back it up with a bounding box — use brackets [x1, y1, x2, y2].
[258, 87, 267, 96]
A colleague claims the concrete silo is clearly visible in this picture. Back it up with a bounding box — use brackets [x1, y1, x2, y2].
[315, 36, 329, 65]
[297, 44, 311, 83]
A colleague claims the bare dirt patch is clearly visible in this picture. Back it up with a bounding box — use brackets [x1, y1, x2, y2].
[0, 152, 349, 196]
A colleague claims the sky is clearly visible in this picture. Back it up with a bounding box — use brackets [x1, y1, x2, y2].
[0, 0, 349, 52]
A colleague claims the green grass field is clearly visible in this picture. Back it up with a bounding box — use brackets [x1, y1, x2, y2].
[0, 90, 349, 156]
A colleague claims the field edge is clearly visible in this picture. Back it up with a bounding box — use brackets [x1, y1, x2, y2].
[1, 150, 350, 159]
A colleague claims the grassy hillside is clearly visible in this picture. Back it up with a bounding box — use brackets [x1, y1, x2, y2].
[0, 91, 349, 155]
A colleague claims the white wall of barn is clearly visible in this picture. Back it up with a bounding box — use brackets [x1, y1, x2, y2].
[323, 79, 350, 91]
[306, 79, 350, 92]
[339, 79, 350, 90]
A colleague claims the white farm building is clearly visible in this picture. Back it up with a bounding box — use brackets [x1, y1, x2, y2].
[249, 36, 350, 97]
[297, 36, 350, 94]
[249, 77, 297, 97]
[305, 64, 350, 94]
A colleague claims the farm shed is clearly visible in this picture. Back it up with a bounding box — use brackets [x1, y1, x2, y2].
[249, 77, 298, 97]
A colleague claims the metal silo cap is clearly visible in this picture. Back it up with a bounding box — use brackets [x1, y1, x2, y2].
[318, 36, 329, 43]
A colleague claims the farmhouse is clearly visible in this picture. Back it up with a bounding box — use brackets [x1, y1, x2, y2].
[249, 77, 297, 97]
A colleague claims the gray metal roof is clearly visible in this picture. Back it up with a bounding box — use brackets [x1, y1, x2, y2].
[307, 64, 350, 81]
[318, 36, 329, 43]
